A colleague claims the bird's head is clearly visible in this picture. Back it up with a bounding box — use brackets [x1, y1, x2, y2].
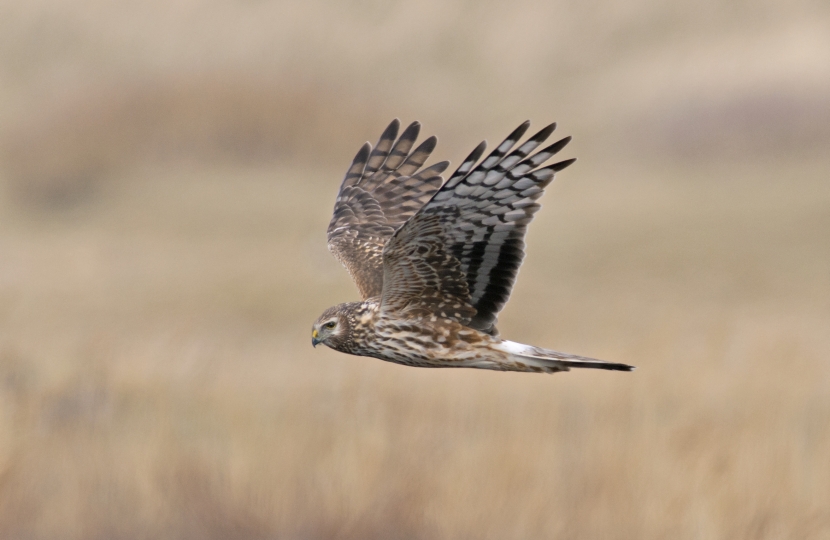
[311, 305, 351, 350]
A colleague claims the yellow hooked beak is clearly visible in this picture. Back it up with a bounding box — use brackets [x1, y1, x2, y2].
[311, 328, 320, 347]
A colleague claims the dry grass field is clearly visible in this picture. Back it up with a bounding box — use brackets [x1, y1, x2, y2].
[1, 1, 829, 538]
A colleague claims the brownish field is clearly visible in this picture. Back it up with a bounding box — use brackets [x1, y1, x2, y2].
[1, 1, 829, 538]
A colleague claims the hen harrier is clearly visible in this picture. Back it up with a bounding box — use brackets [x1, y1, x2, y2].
[311, 120, 633, 374]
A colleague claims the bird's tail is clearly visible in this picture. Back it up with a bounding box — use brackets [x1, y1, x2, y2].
[494, 340, 635, 373]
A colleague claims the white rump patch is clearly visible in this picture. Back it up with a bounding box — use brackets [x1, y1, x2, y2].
[498, 340, 534, 355]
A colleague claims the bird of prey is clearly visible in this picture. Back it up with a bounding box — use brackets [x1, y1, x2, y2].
[311, 120, 633, 374]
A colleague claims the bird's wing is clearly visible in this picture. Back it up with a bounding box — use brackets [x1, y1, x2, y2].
[381, 121, 575, 333]
[327, 119, 448, 299]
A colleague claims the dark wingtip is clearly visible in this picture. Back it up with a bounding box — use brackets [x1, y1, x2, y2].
[354, 142, 372, 162]
[400, 121, 421, 141]
[509, 121, 532, 142]
[545, 136, 572, 156]
[470, 140, 487, 161]
[532, 122, 557, 142]
[418, 135, 438, 154]
[430, 160, 450, 175]
[379, 119, 400, 142]
[448, 141, 487, 183]
[551, 157, 576, 171]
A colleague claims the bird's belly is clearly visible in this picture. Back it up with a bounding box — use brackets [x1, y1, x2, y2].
[363, 320, 504, 368]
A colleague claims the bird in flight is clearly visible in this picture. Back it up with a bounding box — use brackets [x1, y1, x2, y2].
[311, 120, 633, 374]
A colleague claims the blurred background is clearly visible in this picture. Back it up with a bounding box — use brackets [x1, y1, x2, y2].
[1, 0, 829, 538]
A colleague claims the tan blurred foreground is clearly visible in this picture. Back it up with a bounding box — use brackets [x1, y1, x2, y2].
[1, 0, 830, 538]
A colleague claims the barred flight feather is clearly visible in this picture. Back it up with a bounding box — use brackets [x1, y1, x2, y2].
[327, 119, 446, 299]
[383, 121, 574, 334]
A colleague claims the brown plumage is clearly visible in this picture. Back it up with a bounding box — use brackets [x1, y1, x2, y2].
[312, 120, 634, 374]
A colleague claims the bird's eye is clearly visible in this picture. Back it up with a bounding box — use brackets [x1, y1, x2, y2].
[324, 321, 336, 329]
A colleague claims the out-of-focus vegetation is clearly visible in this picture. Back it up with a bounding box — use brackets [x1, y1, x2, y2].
[1, 1, 829, 538]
